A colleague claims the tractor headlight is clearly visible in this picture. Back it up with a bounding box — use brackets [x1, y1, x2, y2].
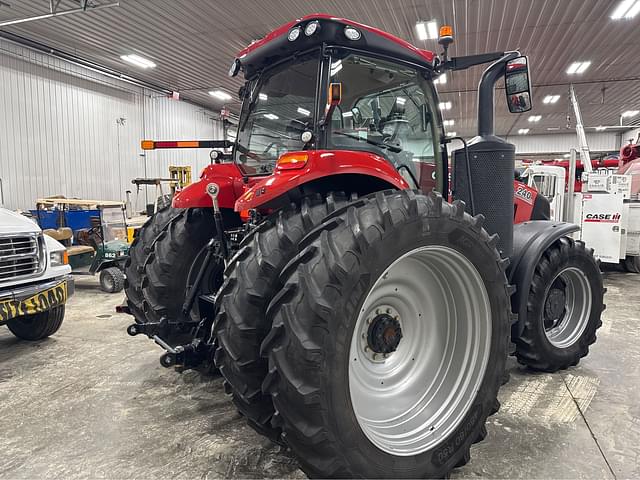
[304, 21, 320, 36]
[344, 26, 361, 40]
[50, 250, 68, 267]
[287, 26, 301, 41]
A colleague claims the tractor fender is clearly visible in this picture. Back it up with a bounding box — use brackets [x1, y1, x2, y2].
[234, 150, 409, 211]
[508, 220, 580, 337]
[172, 163, 249, 209]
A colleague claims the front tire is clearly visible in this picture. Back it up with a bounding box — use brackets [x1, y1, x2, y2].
[514, 237, 604, 372]
[7, 306, 65, 340]
[261, 191, 512, 478]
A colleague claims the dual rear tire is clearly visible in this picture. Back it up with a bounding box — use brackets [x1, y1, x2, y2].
[124, 207, 222, 346]
[217, 190, 512, 477]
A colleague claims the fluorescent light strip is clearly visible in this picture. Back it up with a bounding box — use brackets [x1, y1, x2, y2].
[427, 20, 438, 39]
[528, 115, 542, 122]
[446, 131, 457, 137]
[209, 90, 232, 100]
[297, 107, 311, 116]
[518, 128, 530, 134]
[120, 54, 156, 69]
[416, 20, 438, 40]
[259, 93, 268, 101]
[434, 73, 447, 84]
[264, 113, 279, 120]
[626, 0, 640, 17]
[443, 119, 455, 126]
[611, 0, 638, 18]
[567, 61, 591, 74]
[439, 101, 452, 110]
[622, 110, 640, 117]
[543, 95, 560, 104]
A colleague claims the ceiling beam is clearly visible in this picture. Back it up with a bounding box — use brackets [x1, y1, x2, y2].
[0, 1, 118, 27]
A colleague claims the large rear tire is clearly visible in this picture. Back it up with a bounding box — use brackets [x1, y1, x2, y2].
[514, 237, 604, 372]
[214, 193, 350, 440]
[261, 191, 512, 478]
[7, 306, 65, 340]
[124, 205, 179, 324]
[124, 207, 224, 346]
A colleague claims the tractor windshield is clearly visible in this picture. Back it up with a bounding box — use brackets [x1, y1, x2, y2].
[235, 53, 319, 175]
[327, 52, 442, 191]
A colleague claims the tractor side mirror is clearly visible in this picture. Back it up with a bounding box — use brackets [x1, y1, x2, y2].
[505, 56, 532, 113]
[322, 83, 342, 127]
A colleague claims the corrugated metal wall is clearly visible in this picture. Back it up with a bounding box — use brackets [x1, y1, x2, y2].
[0, 38, 222, 211]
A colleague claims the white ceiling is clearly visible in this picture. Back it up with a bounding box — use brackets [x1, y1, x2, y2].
[1, 0, 639, 137]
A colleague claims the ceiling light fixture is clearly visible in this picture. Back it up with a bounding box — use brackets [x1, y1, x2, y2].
[297, 107, 311, 116]
[622, 110, 640, 117]
[439, 101, 452, 110]
[209, 90, 232, 101]
[567, 61, 591, 74]
[120, 54, 156, 69]
[518, 128, 530, 134]
[434, 73, 447, 84]
[595, 125, 607, 131]
[528, 115, 542, 122]
[443, 119, 455, 126]
[446, 131, 457, 137]
[611, 0, 640, 18]
[543, 95, 561, 104]
[264, 113, 279, 120]
[416, 20, 438, 40]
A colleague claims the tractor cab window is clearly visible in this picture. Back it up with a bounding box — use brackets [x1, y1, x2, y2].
[235, 55, 319, 175]
[327, 53, 441, 191]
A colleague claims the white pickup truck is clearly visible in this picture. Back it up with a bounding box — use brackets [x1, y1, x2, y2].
[1, 207, 74, 340]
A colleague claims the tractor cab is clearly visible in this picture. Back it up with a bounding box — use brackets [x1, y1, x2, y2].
[231, 14, 445, 195]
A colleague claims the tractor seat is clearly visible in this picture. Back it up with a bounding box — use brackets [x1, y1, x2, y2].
[66, 245, 95, 256]
[43, 227, 73, 242]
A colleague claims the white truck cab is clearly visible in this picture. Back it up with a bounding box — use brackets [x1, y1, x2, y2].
[0, 207, 74, 340]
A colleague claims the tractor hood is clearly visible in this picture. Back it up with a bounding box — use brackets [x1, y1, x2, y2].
[233, 14, 436, 80]
[0, 207, 40, 235]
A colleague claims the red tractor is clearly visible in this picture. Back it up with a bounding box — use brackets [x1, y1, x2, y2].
[122, 15, 604, 478]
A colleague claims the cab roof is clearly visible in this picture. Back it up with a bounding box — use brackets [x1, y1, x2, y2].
[234, 14, 436, 79]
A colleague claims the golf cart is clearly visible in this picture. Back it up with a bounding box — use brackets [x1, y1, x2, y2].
[33, 198, 129, 293]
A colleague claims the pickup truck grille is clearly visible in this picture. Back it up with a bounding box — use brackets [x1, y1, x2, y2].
[0, 234, 45, 281]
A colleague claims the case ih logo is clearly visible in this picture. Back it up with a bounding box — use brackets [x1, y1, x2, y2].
[584, 213, 621, 223]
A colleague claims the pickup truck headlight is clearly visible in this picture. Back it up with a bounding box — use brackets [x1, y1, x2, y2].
[50, 250, 68, 267]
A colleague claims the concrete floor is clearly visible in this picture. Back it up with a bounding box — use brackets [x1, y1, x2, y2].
[0, 272, 638, 479]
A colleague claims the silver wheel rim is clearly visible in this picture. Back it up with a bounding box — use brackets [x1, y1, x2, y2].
[543, 267, 592, 348]
[348, 245, 492, 456]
